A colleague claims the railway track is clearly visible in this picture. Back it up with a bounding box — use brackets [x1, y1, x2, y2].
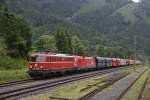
[0, 66, 133, 88]
[116, 69, 148, 100]
[0, 79, 35, 87]
[0, 66, 131, 100]
[138, 71, 150, 100]
[79, 72, 129, 100]
[79, 67, 148, 100]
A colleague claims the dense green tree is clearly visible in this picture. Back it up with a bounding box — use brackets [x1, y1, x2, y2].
[36, 35, 57, 52]
[0, 7, 32, 58]
[65, 30, 73, 54]
[111, 46, 131, 58]
[96, 44, 113, 57]
[0, 38, 12, 69]
[96, 44, 131, 58]
[72, 36, 86, 55]
[104, 47, 112, 57]
[55, 28, 73, 54]
[96, 44, 105, 57]
[0, 38, 6, 57]
[55, 28, 67, 53]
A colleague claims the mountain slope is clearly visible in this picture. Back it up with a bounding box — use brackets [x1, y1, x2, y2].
[113, 3, 138, 22]
[2, 0, 150, 55]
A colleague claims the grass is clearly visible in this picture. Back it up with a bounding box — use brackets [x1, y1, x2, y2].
[124, 65, 145, 73]
[140, 67, 150, 100]
[121, 67, 150, 100]
[44, 76, 107, 100]
[24, 74, 109, 100]
[0, 69, 30, 83]
[144, 18, 150, 25]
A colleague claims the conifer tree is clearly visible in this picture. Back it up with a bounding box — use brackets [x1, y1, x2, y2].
[72, 36, 86, 55]
[55, 28, 73, 54]
[65, 30, 73, 54]
[96, 44, 105, 57]
[36, 35, 56, 52]
[0, 7, 32, 58]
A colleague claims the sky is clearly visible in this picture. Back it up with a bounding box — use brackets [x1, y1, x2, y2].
[131, 0, 141, 3]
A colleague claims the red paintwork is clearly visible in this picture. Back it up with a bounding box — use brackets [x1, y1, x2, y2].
[126, 59, 131, 65]
[29, 54, 96, 71]
[29, 53, 138, 76]
[112, 58, 120, 67]
[76, 56, 96, 68]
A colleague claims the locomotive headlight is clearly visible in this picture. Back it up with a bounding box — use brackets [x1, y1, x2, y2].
[40, 66, 43, 69]
[30, 65, 32, 69]
[35, 64, 38, 67]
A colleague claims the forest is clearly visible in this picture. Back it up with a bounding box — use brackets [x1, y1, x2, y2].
[0, 0, 150, 69]
[0, 6, 134, 70]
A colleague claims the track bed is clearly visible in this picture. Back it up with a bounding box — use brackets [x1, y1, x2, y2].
[22, 66, 144, 100]
[0, 66, 132, 100]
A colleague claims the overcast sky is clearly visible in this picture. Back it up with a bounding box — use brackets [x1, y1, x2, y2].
[131, 0, 141, 3]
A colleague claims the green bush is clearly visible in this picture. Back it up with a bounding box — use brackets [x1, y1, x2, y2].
[0, 55, 27, 70]
[0, 69, 30, 83]
[0, 39, 27, 70]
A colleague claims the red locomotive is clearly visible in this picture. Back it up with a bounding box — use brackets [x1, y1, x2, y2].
[28, 52, 141, 77]
[29, 53, 96, 77]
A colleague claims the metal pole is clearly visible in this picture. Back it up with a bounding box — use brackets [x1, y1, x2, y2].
[146, 57, 149, 66]
[72, 39, 75, 55]
[134, 35, 136, 71]
[145, 55, 148, 66]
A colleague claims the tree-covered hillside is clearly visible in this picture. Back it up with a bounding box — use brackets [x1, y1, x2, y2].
[1, 0, 150, 56]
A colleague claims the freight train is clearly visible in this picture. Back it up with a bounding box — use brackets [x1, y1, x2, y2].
[28, 52, 141, 77]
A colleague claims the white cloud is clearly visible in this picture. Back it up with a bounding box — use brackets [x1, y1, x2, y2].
[131, 0, 141, 3]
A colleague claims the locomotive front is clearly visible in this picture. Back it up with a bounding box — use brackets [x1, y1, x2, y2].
[28, 53, 48, 77]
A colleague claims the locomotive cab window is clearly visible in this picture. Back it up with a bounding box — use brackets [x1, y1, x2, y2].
[29, 56, 37, 62]
[36, 56, 45, 62]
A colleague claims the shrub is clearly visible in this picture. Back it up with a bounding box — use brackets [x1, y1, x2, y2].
[0, 55, 27, 70]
